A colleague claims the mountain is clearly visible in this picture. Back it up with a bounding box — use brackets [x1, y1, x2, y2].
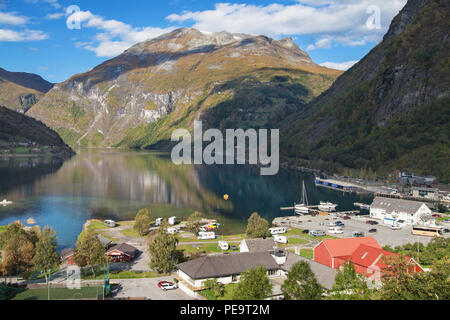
[28, 28, 341, 148]
[281, 0, 450, 182]
[0, 68, 54, 112]
[0, 106, 74, 159]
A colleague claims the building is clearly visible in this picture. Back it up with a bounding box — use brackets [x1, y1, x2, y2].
[313, 237, 423, 276]
[105, 243, 138, 262]
[313, 236, 381, 270]
[348, 244, 423, 276]
[281, 252, 337, 290]
[411, 187, 439, 200]
[239, 238, 276, 252]
[98, 234, 113, 249]
[369, 197, 432, 226]
[176, 251, 282, 297]
[60, 248, 77, 265]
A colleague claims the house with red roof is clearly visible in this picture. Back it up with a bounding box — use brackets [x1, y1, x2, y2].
[313, 236, 423, 276]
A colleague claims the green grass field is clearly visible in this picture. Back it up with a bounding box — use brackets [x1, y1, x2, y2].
[8, 286, 103, 300]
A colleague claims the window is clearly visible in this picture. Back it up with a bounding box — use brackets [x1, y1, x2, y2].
[268, 269, 277, 276]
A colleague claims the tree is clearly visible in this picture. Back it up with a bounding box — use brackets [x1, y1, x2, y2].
[75, 228, 106, 278]
[148, 221, 180, 273]
[134, 208, 152, 236]
[203, 279, 225, 299]
[1, 234, 35, 276]
[232, 266, 272, 300]
[281, 261, 323, 300]
[33, 226, 60, 286]
[329, 261, 373, 300]
[245, 213, 270, 238]
[185, 211, 203, 233]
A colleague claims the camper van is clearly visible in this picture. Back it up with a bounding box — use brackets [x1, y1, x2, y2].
[167, 227, 179, 234]
[155, 218, 163, 226]
[327, 226, 343, 234]
[197, 232, 216, 240]
[269, 227, 287, 235]
[168, 216, 177, 226]
[273, 234, 288, 244]
[309, 230, 326, 237]
[218, 241, 229, 251]
[103, 220, 116, 228]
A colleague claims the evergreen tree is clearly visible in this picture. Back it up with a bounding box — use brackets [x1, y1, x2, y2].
[281, 261, 323, 300]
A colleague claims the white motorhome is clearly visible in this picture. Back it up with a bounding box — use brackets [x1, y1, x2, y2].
[155, 218, 163, 226]
[218, 241, 229, 250]
[197, 232, 216, 240]
[273, 234, 288, 244]
[168, 216, 177, 225]
[327, 226, 343, 234]
[103, 220, 116, 228]
[167, 227, 179, 234]
[269, 227, 287, 235]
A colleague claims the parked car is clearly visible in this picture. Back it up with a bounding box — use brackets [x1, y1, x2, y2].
[302, 229, 309, 234]
[432, 214, 442, 218]
[352, 231, 364, 237]
[343, 216, 351, 220]
[443, 229, 450, 234]
[335, 221, 345, 227]
[158, 281, 178, 291]
[368, 228, 377, 233]
[328, 227, 343, 234]
[230, 245, 238, 250]
[366, 220, 378, 225]
[391, 224, 401, 230]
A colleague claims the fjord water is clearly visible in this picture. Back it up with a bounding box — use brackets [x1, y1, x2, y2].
[0, 150, 372, 248]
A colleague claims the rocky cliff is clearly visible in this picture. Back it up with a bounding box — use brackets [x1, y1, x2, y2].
[0, 68, 54, 113]
[282, 0, 449, 182]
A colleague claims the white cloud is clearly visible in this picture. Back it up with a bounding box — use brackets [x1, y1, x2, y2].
[67, 10, 175, 57]
[0, 11, 27, 25]
[320, 60, 359, 70]
[166, 1, 406, 49]
[46, 13, 64, 20]
[0, 28, 48, 41]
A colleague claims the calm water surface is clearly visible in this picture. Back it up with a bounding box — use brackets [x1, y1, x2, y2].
[0, 150, 373, 248]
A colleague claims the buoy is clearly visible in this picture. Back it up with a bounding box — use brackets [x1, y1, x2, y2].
[223, 194, 229, 201]
[27, 218, 36, 225]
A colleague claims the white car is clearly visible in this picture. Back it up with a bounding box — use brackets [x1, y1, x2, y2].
[158, 281, 178, 291]
[391, 225, 401, 230]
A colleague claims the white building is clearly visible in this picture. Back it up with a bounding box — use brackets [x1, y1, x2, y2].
[239, 238, 276, 253]
[370, 197, 433, 226]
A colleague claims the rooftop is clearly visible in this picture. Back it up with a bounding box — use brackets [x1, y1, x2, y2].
[176, 252, 279, 280]
[319, 236, 381, 258]
[371, 197, 428, 215]
[240, 238, 277, 252]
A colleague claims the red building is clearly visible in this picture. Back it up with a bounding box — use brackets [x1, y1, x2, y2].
[313, 236, 423, 275]
[313, 236, 381, 269]
[106, 243, 138, 262]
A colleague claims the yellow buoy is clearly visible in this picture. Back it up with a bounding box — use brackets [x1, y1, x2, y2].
[223, 194, 229, 201]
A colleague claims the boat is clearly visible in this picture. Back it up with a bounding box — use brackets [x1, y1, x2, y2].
[318, 201, 338, 212]
[294, 181, 309, 215]
[1, 199, 13, 206]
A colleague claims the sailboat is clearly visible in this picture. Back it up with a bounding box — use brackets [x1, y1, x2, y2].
[1, 199, 12, 206]
[294, 181, 309, 215]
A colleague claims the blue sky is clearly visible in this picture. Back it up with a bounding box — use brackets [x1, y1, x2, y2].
[0, 0, 407, 83]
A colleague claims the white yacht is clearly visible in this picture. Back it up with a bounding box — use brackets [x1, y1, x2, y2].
[318, 201, 338, 212]
[295, 181, 309, 215]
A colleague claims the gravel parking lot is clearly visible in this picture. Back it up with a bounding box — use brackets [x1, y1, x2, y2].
[111, 277, 197, 300]
[291, 215, 450, 247]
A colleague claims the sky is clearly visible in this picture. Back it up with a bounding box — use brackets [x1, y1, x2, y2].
[0, 0, 407, 83]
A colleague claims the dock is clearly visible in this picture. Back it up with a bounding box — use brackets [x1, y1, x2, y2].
[354, 202, 370, 210]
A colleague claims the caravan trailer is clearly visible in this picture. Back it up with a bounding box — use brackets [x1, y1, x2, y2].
[269, 227, 287, 235]
[167, 227, 179, 234]
[273, 234, 288, 244]
[155, 218, 163, 226]
[168, 217, 177, 225]
[218, 241, 229, 250]
[103, 220, 116, 228]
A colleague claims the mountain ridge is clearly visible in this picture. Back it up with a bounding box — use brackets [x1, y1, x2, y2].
[281, 0, 450, 182]
[28, 27, 341, 148]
